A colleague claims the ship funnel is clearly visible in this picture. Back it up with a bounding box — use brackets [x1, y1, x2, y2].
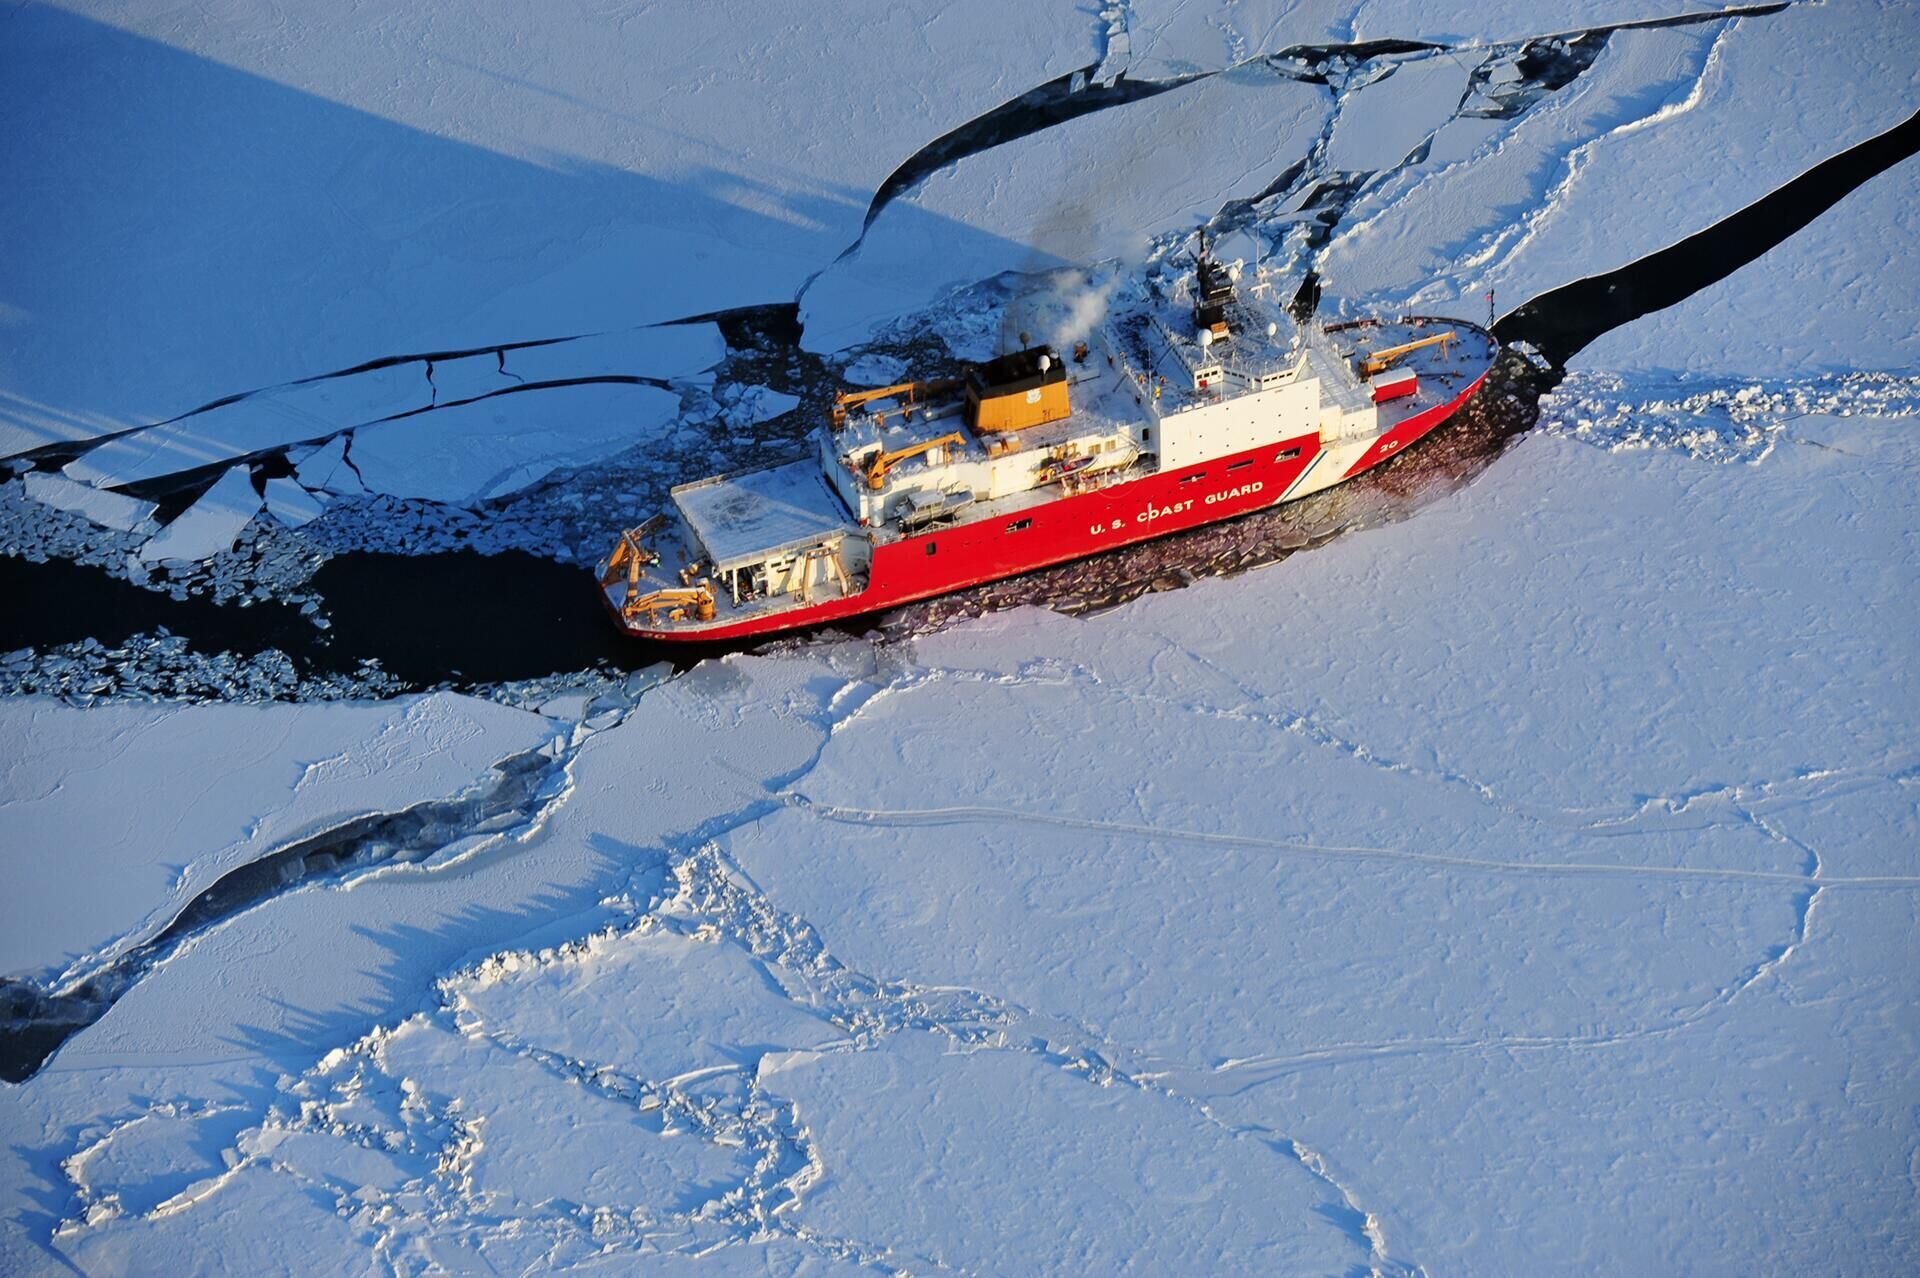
[965, 346, 1071, 434]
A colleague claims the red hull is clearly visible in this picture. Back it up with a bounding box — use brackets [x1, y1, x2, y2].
[615, 369, 1488, 641]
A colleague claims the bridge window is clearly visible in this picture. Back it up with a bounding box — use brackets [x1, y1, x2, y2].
[1005, 518, 1032, 533]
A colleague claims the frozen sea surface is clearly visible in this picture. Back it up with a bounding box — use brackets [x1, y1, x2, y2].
[3, 0, 1918, 1274]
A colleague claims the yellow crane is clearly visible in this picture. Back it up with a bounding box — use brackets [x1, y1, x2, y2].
[830, 379, 957, 431]
[863, 432, 968, 490]
[619, 584, 715, 625]
[1357, 329, 1456, 377]
[599, 515, 715, 624]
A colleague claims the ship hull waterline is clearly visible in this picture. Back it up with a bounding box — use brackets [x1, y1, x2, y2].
[608, 367, 1491, 642]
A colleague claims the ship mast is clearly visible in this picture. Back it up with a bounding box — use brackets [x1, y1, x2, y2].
[1191, 228, 1235, 345]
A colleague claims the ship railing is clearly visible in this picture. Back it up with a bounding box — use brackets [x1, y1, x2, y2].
[1101, 322, 1166, 423]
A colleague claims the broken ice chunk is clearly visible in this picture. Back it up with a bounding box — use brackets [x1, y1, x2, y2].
[293, 435, 365, 496]
[841, 353, 910, 386]
[64, 365, 428, 490]
[349, 382, 682, 504]
[262, 477, 326, 528]
[22, 471, 156, 532]
[137, 466, 263, 564]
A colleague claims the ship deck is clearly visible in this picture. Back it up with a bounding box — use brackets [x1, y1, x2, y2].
[673, 458, 854, 573]
[863, 357, 1155, 544]
[1327, 318, 1500, 431]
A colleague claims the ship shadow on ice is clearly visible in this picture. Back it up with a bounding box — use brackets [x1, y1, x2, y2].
[0, 5, 879, 453]
[0, 5, 1076, 690]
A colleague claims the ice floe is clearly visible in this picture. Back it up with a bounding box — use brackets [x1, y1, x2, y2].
[260, 477, 325, 528]
[0, 692, 554, 979]
[137, 467, 263, 565]
[22, 472, 155, 533]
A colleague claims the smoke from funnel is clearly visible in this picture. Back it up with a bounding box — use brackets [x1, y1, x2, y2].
[1051, 274, 1118, 349]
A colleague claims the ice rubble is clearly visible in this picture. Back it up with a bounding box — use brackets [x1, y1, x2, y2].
[0, 633, 404, 709]
[1539, 371, 1920, 462]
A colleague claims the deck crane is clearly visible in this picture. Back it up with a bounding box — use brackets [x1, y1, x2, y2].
[1357, 329, 1456, 377]
[862, 432, 969, 490]
[830, 379, 958, 431]
[598, 514, 717, 623]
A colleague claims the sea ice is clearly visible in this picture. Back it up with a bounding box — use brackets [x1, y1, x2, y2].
[1112, 0, 1784, 77]
[135, 466, 263, 565]
[261, 477, 326, 528]
[292, 434, 365, 496]
[4, 2, 1917, 1274]
[1323, 4, 1920, 320]
[1571, 158, 1920, 374]
[20, 472, 155, 533]
[0, 692, 555, 979]
[800, 67, 1328, 353]
[766, 1033, 1362, 1274]
[1324, 54, 1476, 171]
[2, 0, 1092, 443]
[345, 381, 687, 504]
[500, 325, 727, 386]
[65, 365, 429, 491]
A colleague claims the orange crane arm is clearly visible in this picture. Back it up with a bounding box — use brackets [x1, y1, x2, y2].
[831, 379, 958, 430]
[864, 432, 968, 490]
[621, 584, 715, 624]
[1358, 329, 1455, 377]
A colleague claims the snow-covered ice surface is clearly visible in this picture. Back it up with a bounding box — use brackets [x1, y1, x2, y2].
[1319, 2, 1920, 320]
[9, 398, 1915, 1272]
[0, 1, 1092, 445]
[1572, 155, 1920, 375]
[799, 67, 1329, 353]
[0, 694, 555, 980]
[5, 0, 1920, 1273]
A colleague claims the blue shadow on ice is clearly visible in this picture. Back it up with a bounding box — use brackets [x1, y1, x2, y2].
[1, 6, 1049, 446]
